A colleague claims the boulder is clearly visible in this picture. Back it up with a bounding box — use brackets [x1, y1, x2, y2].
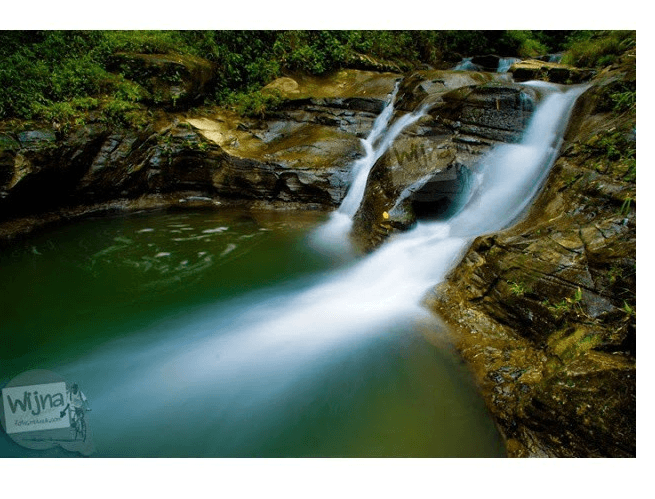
[108, 53, 216, 108]
[438, 82, 539, 142]
[262, 70, 400, 103]
[511, 59, 595, 84]
[186, 110, 364, 206]
[393, 69, 505, 111]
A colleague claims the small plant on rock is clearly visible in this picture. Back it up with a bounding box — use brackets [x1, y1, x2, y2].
[509, 281, 528, 297]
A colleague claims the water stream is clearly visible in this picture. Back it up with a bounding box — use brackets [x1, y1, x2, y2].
[497, 57, 521, 73]
[0, 80, 585, 458]
[309, 81, 428, 255]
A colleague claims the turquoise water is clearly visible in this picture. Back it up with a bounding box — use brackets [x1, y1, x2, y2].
[0, 209, 505, 457]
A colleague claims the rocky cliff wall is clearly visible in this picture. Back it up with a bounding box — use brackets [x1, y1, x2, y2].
[427, 55, 636, 457]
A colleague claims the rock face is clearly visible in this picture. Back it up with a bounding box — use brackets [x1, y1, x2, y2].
[351, 71, 543, 252]
[510, 59, 596, 84]
[0, 69, 401, 240]
[427, 60, 636, 457]
[179, 71, 404, 207]
[0, 116, 361, 228]
[0, 121, 221, 221]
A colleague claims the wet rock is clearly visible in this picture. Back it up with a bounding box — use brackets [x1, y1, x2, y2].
[523, 353, 635, 457]
[429, 65, 635, 457]
[393, 69, 505, 111]
[351, 76, 540, 253]
[17, 130, 57, 147]
[262, 70, 400, 104]
[1, 69, 393, 231]
[0, 125, 110, 216]
[262, 76, 301, 96]
[438, 83, 539, 142]
[511, 59, 596, 84]
[186, 111, 364, 206]
[471, 55, 501, 71]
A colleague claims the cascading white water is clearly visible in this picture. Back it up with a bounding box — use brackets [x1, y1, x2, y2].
[55, 80, 586, 456]
[333, 82, 400, 217]
[310, 82, 427, 255]
[144, 82, 586, 382]
[447, 82, 587, 237]
[454, 57, 476, 71]
[497, 57, 521, 73]
[454, 56, 519, 73]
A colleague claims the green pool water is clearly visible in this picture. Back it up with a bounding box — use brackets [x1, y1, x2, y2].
[0, 209, 505, 457]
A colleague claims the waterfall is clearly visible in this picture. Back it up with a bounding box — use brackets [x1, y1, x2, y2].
[497, 57, 521, 73]
[549, 53, 563, 63]
[55, 81, 587, 457]
[337, 81, 400, 217]
[454, 57, 477, 71]
[454, 57, 520, 73]
[155, 81, 587, 381]
[310, 81, 427, 255]
[447, 82, 587, 237]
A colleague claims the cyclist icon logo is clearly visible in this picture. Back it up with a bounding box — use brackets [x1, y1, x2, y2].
[1, 370, 95, 456]
[60, 383, 91, 442]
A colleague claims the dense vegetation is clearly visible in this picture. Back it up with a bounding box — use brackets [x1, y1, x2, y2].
[0, 30, 635, 126]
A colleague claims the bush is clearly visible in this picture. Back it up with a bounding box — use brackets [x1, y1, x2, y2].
[1, 30, 628, 124]
[100, 99, 149, 129]
[272, 31, 351, 75]
[0, 31, 115, 119]
[99, 31, 191, 56]
[498, 31, 550, 58]
[228, 90, 285, 119]
[561, 31, 635, 68]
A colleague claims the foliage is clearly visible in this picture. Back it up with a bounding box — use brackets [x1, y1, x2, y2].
[99, 31, 192, 56]
[272, 31, 349, 75]
[496, 31, 550, 58]
[561, 30, 635, 68]
[544, 287, 585, 318]
[99, 99, 149, 129]
[228, 90, 286, 119]
[582, 128, 636, 183]
[509, 280, 529, 297]
[598, 78, 637, 115]
[0, 30, 629, 125]
[610, 88, 636, 113]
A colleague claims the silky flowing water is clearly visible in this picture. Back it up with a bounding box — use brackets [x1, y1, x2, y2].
[0, 210, 503, 457]
[1, 80, 585, 458]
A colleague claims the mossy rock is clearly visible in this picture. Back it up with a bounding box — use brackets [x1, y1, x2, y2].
[108, 53, 216, 108]
[511, 59, 596, 84]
